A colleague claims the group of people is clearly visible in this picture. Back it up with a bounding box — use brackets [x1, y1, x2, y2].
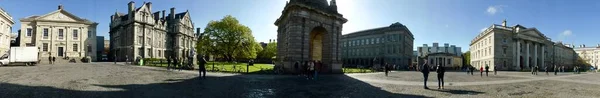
[294, 60, 323, 80]
[166, 57, 184, 71]
[465, 65, 496, 77]
[420, 59, 446, 89]
[48, 56, 56, 64]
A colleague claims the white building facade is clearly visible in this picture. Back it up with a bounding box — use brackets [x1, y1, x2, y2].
[19, 5, 98, 61]
[470, 20, 576, 71]
[0, 7, 14, 55]
[574, 44, 600, 69]
[417, 43, 462, 68]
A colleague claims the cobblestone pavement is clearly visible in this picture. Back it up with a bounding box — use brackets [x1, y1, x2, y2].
[0, 63, 599, 98]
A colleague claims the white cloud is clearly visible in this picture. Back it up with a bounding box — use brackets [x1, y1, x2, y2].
[558, 30, 573, 41]
[562, 30, 572, 36]
[486, 5, 505, 15]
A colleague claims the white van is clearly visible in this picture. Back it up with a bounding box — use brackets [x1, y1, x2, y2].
[0, 47, 39, 66]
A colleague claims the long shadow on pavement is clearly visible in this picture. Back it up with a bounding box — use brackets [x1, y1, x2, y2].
[427, 89, 484, 95]
[0, 73, 432, 98]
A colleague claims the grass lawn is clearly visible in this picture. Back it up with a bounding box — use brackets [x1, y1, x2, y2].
[144, 61, 274, 74]
[343, 68, 375, 73]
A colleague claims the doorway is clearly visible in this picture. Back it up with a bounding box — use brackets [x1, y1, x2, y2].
[309, 27, 326, 61]
[58, 47, 64, 57]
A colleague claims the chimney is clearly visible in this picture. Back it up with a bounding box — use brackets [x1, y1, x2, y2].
[153, 12, 160, 20]
[146, 2, 152, 11]
[58, 4, 63, 10]
[127, 1, 135, 16]
[170, 7, 175, 19]
[161, 10, 166, 19]
[502, 19, 507, 27]
[330, 0, 338, 12]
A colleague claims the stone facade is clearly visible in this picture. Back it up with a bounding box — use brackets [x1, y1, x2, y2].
[470, 20, 576, 71]
[275, 0, 347, 73]
[0, 7, 13, 55]
[341, 22, 414, 69]
[109, 2, 197, 63]
[19, 5, 98, 61]
[417, 43, 461, 57]
[417, 43, 462, 67]
[423, 53, 463, 68]
[574, 44, 600, 69]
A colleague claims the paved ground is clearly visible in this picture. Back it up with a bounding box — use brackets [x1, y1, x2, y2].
[0, 63, 599, 98]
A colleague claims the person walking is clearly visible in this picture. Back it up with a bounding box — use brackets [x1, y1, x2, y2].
[494, 65, 498, 75]
[294, 61, 299, 75]
[554, 65, 558, 75]
[198, 55, 207, 79]
[52, 56, 56, 64]
[167, 57, 172, 70]
[421, 59, 430, 89]
[531, 66, 535, 75]
[485, 65, 489, 77]
[384, 63, 389, 76]
[470, 66, 475, 75]
[545, 66, 549, 75]
[480, 66, 483, 77]
[309, 60, 315, 80]
[436, 65, 445, 89]
[48, 56, 53, 64]
[173, 58, 179, 71]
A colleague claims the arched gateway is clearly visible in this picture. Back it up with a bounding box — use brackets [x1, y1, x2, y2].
[275, 0, 347, 73]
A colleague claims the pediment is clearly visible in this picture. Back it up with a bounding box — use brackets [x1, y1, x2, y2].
[519, 28, 548, 39]
[37, 10, 83, 22]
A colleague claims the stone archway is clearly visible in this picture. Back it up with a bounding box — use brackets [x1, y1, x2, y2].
[309, 27, 326, 61]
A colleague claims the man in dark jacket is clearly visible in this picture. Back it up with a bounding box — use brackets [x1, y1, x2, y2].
[470, 66, 475, 75]
[436, 64, 445, 89]
[198, 55, 207, 78]
[485, 65, 489, 77]
[421, 59, 430, 89]
[384, 63, 389, 76]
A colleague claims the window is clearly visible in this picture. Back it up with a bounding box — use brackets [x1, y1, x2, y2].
[73, 30, 78, 40]
[147, 38, 152, 46]
[42, 43, 48, 52]
[138, 36, 143, 44]
[73, 44, 78, 52]
[26, 28, 32, 36]
[448, 59, 451, 64]
[148, 49, 152, 56]
[58, 29, 64, 39]
[88, 31, 92, 37]
[43, 28, 49, 39]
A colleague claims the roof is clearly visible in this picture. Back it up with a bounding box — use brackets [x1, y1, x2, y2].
[343, 22, 414, 39]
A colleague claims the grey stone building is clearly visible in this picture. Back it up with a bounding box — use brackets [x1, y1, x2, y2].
[417, 43, 462, 68]
[275, 0, 347, 73]
[470, 20, 576, 71]
[341, 22, 414, 69]
[109, 1, 197, 63]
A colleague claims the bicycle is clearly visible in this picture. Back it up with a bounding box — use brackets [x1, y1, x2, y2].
[274, 65, 285, 74]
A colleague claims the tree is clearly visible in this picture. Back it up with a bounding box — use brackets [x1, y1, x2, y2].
[196, 15, 261, 61]
[257, 42, 277, 59]
[462, 51, 470, 67]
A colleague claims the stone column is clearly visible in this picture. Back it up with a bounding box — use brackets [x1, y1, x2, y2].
[515, 40, 520, 70]
[534, 43, 538, 68]
[541, 44, 545, 68]
[525, 41, 530, 69]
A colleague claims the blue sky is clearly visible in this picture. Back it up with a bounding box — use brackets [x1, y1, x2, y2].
[1, 0, 599, 52]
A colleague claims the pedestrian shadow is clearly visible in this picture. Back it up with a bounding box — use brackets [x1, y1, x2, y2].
[427, 89, 484, 95]
[0, 74, 433, 98]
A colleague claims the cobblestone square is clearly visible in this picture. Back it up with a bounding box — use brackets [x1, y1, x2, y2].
[0, 63, 599, 98]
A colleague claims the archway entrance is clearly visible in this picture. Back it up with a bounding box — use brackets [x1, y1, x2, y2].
[309, 27, 326, 61]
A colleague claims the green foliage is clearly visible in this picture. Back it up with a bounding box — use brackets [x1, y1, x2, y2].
[197, 15, 261, 60]
[257, 42, 277, 59]
[462, 51, 471, 66]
